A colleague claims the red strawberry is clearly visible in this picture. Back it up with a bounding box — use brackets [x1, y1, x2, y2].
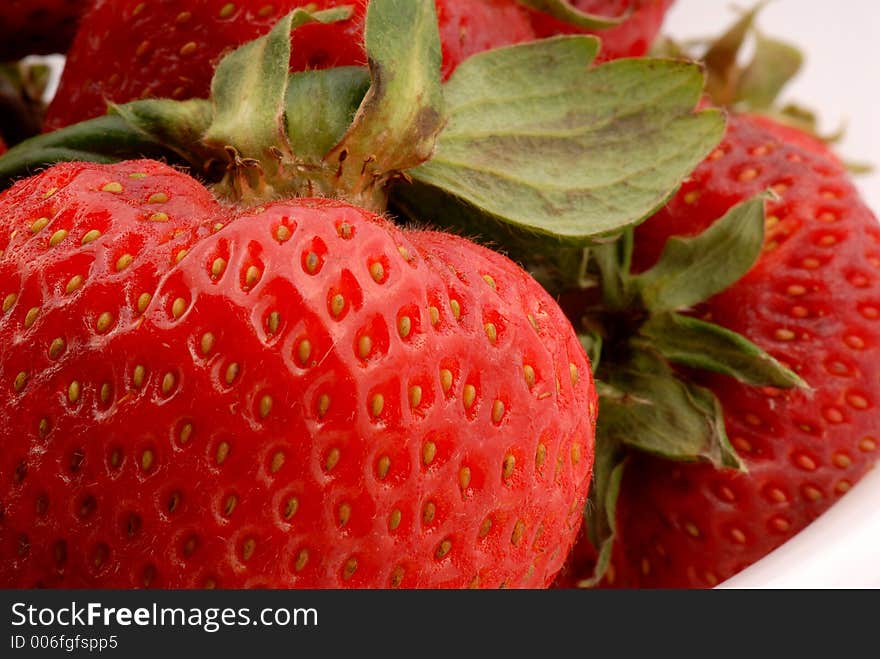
[558, 113, 880, 588]
[44, 0, 673, 131]
[0, 0, 89, 61]
[44, 0, 539, 130]
[0, 157, 595, 588]
[526, 0, 675, 62]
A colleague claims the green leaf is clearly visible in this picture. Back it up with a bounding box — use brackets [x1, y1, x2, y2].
[110, 99, 216, 172]
[702, 2, 767, 105]
[592, 229, 633, 309]
[633, 195, 766, 312]
[579, 330, 603, 373]
[641, 312, 806, 388]
[410, 38, 725, 244]
[514, 0, 630, 29]
[577, 437, 626, 588]
[202, 6, 351, 172]
[0, 115, 176, 189]
[326, 0, 445, 210]
[599, 347, 745, 471]
[285, 67, 371, 162]
[735, 31, 803, 110]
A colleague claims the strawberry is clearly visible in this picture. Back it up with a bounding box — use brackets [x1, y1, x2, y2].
[557, 113, 880, 588]
[44, 0, 672, 131]
[0, 159, 595, 588]
[44, 0, 538, 131]
[0, 0, 89, 61]
[526, 0, 675, 62]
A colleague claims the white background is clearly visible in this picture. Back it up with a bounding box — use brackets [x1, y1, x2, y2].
[666, 1, 880, 587]
[665, 0, 880, 213]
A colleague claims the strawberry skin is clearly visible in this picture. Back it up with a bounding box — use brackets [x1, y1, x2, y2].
[44, 0, 537, 131]
[559, 114, 880, 588]
[0, 160, 596, 589]
[526, 0, 675, 62]
[0, 0, 89, 60]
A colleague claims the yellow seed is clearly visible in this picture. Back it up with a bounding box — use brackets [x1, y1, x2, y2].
[284, 497, 299, 520]
[275, 225, 291, 242]
[149, 212, 169, 223]
[833, 453, 852, 469]
[775, 328, 796, 341]
[41, 187, 58, 198]
[409, 385, 423, 409]
[492, 399, 505, 424]
[370, 393, 385, 418]
[245, 265, 260, 288]
[225, 363, 239, 385]
[161, 372, 176, 395]
[209, 257, 227, 280]
[369, 261, 385, 283]
[216, 441, 230, 465]
[479, 517, 492, 538]
[147, 192, 168, 204]
[65, 275, 84, 294]
[298, 339, 312, 366]
[30, 217, 49, 233]
[14, 371, 27, 392]
[24, 307, 39, 328]
[571, 443, 582, 465]
[398, 245, 412, 261]
[141, 449, 154, 471]
[267, 311, 281, 335]
[102, 182, 123, 193]
[38, 418, 50, 437]
[219, 2, 236, 17]
[389, 509, 402, 531]
[484, 323, 497, 344]
[82, 230, 102, 245]
[569, 363, 579, 386]
[511, 520, 526, 546]
[436, 539, 452, 559]
[171, 297, 186, 319]
[116, 254, 133, 271]
[331, 499, 354, 530]
[133, 2, 146, 15]
[450, 299, 461, 319]
[330, 293, 345, 317]
[49, 337, 65, 359]
[528, 314, 539, 331]
[685, 522, 700, 538]
[325, 448, 340, 472]
[3, 293, 17, 313]
[535, 443, 547, 469]
[440, 369, 453, 394]
[482, 274, 496, 289]
[259, 395, 273, 419]
[241, 538, 256, 561]
[423, 441, 437, 466]
[317, 393, 331, 418]
[128, 172, 148, 179]
[179, 41, 198, 56]
[49, 229, 68, 247]
[422, 501, 436, 525]
[294, 549, 309, 571]
[523, 364, 536, 388]
[68, 381, 81, 404]
[133, 365, 146, 388]
[459, 466, 471, 490]
[337, 222, 353, 239]
[376, 455, 391, 479]
[463, 384, 476, 409]
[137, 292, 152, 313]
[96, 311, 114, 334]
[200, 332, 215, 355]
[358, 335, 372, 359]
[429, 306, 440, 326]
[860, 437, 877, 452]
[502, 454, 515, 481]
[175, 249, 188, 263]
[398, 316, 412, 339]
[100, 383, 112, 404]
[304, 251, 319, 274]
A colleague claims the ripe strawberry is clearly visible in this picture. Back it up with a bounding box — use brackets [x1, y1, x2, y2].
[0, 0, 89, 61]
[0, 158, 596, 588]
[44, 0, 539, 131]
[44, 0, 673, 131]
[526, 0, 675, 62]
[557, 113, 880, 588]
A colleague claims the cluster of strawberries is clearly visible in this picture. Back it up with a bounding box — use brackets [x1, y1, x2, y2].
[0, 0, 876, 590]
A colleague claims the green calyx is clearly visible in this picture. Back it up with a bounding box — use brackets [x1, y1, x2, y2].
[575, 195, 808, 586]
[0, 0, 723, 247]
